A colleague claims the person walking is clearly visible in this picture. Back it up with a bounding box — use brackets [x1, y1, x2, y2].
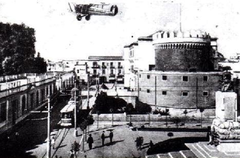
[87, 134, 94, 150]
[109, 131, 113, 144]
[101, 131, 105, 146]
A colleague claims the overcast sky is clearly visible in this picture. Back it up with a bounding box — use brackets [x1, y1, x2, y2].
[0, 0, 240, 61]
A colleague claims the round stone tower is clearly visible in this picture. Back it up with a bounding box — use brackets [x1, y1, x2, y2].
[152, 30, 214, 72]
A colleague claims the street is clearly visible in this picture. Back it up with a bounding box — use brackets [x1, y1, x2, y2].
[0, 94, 208, 158]
[0, 95, 70, 158]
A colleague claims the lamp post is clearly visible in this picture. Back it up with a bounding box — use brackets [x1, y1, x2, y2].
[47, 95, 51, 158]
[148, 112, 151, 126]
[74, 89, 77, 137]
[87, 73, 90, 109]
[110, 108, 113, 127]
[71, 81, 79, 137]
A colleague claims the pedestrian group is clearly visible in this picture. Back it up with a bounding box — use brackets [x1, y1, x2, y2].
[86, 130, 114, 150]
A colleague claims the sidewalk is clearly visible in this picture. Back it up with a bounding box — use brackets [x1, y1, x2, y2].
[27, 121, 207, 158]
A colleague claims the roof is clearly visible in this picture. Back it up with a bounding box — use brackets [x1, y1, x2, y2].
[138, 35, 153, 41]
[124, 42, 138, 48]
[60, 101, 76, 113]
[88, 56, 123, 60]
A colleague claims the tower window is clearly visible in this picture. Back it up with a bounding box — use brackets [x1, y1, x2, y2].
[162, 75, 167, 80]
[162, 91, 167, 95]
[147, 89, 150, 93]
[203, 76, 208, 81]
[147, 75, 150, 79]
[203, 91, 208, 96]
[182, 91, 188, 96]
[183, 76, 188, 82]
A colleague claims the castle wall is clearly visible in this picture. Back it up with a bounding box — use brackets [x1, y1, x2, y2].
[138, 71, 222, 109]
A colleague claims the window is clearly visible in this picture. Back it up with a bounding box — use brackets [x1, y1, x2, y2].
[183, 76, 188, 82]
[118, 70, 121, 74]
[111, 69, 114, 74]
[93, 62, 97, 66]
[102, 69, 105, 74]
[93, 69, 97, 75]
[147, 75, 150, 79]
[203, 76, 208, 81]
[203, 91, 208, 96]
[162, 91, 167, 95]
[162, 75, 167, 80]
[182, 91, 188, 96]
[0, 102, 7, 123]
[130, 50, 134, 57]
[77, 70, 79, 73]
[147, 89, 150, 93]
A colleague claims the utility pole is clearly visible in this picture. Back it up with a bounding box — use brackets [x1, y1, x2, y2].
[74, 87, 77, 137]
[179, 3, 182, 32]
[137, 73, 139, 98]
[155, 76, 157, 109]
[47, 95, 51, 158]
[196, 77, 198, 108]
[87, 73, 90, 109]
[110, 108, 113, 126]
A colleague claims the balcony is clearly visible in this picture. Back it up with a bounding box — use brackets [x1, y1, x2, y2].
[91, 74, 99, 78]
[102, 65, 107, 69]
[109, 74, 116, 78]
[117, 74, 124, 78]
[92, 65, 100, 69]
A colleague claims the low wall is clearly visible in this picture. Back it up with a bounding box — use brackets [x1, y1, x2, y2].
[92, 109, 215, 122]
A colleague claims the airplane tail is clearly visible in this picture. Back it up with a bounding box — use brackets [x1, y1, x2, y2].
[68, 2, 75, 12]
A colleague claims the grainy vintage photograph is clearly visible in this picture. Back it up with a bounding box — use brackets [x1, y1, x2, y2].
[0, 0, 240, 158]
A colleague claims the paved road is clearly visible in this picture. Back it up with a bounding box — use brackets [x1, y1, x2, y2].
[0, 94, 208, 158]
[0, 95, 70, 158]
[26, 120, 207, 158]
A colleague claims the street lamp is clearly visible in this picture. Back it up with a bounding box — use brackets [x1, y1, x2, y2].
[110, 108, 113, 127]
[148, 112, 151, 126]
[71, 82, 79, 137]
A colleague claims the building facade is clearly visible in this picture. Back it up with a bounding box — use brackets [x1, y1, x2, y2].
[123, 36, 155, 89]
[0, 72, 75, 134]
[124, 30, 223, 110]
[153, 30, 218, 72]
[47, 56, 125, 85]
[139, 71, 222, 109]
[87, 56, 124, 84]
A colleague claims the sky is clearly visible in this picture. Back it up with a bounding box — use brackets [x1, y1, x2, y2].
[0, 0, 240, 61]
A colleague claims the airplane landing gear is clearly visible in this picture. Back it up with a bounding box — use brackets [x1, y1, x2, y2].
[77, 15, 82, 21]
[85, 15, 91, 21]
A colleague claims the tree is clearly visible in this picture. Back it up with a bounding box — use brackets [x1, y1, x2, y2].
[125, 103, 134, 114]
[159, 109, 170, 127]
[171, 117, 181, 128]
[183, 109, 188, 125]
[0, 22, 46, 75]
[94, 91, 127, 113]
[135, 99, 152, 114]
